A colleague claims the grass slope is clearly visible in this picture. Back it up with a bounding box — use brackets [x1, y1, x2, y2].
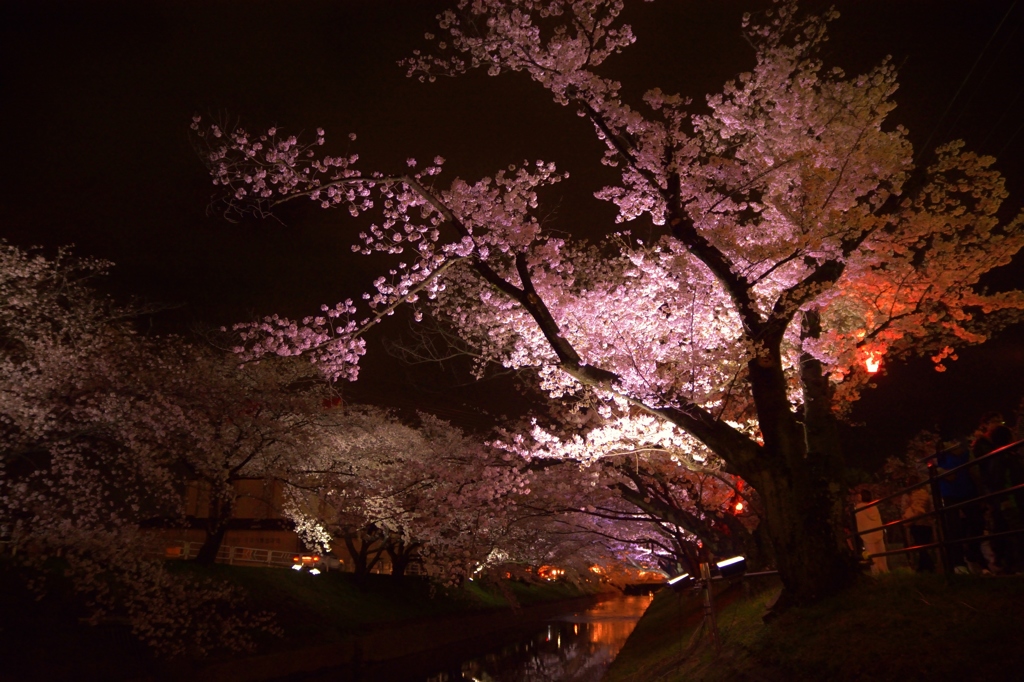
[607, 573, 1024, 682]
[177, 563, 597, 649]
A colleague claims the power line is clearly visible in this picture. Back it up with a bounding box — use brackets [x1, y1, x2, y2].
[915, 0, 1019, 164]
[942, 18, 1022, 143]
[995, 118, 1024, 159]
[980, 90, 1024, 150]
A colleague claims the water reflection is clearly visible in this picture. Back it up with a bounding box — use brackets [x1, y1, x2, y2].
[427, 595, 653, 682]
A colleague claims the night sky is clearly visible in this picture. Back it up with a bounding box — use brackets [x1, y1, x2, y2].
[3, 0, 1023, 462]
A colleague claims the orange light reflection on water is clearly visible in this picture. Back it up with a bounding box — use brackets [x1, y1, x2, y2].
[581, 595, 654, 655]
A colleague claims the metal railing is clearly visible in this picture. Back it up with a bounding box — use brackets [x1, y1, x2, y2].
[157, 540, 297, 568]
[853, 438, 1024, 574]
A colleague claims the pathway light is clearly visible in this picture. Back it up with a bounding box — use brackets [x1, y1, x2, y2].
[716, 555, 747, 578]
[667, 572, 694, 590]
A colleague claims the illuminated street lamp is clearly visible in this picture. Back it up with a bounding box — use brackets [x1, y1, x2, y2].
[865, 352, 882, 374]
[667, 572, 695, 590]
[715, 555, 747, 578]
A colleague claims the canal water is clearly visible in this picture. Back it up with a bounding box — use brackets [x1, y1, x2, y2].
[427, 595, 653, 682]
[291, 594, 652, 682]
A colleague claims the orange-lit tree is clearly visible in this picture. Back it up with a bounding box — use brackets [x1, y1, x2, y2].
[194, 1, 1024, 605]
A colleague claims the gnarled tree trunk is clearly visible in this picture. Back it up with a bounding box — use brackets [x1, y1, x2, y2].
[385, 537, 420, 579]
[343, 528, 386, 577]
[741, 313, 858, 606]
[195, 497, 233, 565]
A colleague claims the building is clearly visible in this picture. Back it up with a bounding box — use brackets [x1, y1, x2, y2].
[145, 478, 304, 567]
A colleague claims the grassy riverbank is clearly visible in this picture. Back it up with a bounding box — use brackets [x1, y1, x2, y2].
[606, 573, 1024, 682]
[174, 562, 598, 648]
[0, 560, 603, 681]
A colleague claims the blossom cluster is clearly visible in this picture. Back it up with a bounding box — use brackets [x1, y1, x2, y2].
[190, 1, 1024, 582]
[0, 242, 289, 657]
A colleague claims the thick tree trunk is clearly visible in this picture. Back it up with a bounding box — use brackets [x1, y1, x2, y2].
[344, 535, 369, 576]
[195, 518, 228, 565]
[735, 315, 858, 606]
[749, 457, 856, 605]
[746, 315, 858, 606]
[386, 538, 419, 579]
[389, 551, 411, 579]
[344, 530, 385, 577]
[194, 497, 232, 565]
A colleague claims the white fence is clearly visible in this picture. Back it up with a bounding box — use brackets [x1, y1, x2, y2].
[161, 540, 297, 568]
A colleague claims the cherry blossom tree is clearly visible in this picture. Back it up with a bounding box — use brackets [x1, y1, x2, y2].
[0, 244, 181, 541]
[285, 406, 422, 577]
[498, 409, 763, 575]
[516, 461, 696, 576]
[193, 1, 1024, 604]
[0, 242, 277, 656]
[289, 407, 532, 580]
[157, 346, 338, 564]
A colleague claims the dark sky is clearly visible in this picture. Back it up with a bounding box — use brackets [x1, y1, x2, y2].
[2, 0, 1023, 459]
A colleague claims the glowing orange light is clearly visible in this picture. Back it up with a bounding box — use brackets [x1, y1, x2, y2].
[734, 502, 744, 512]
[537, 565, 565, 580]
[865, 352, 881, 374]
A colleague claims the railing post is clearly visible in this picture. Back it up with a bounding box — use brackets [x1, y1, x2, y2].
[699, 558, 720, 652]
[850, 507, 862, 564]
[928, 461, 952, 574]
